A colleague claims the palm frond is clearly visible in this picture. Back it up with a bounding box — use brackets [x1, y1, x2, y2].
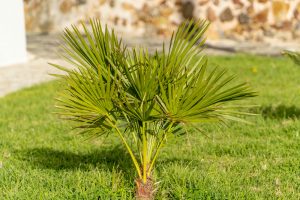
[51, 19, 256, 186]
[283, 50, 300, 66]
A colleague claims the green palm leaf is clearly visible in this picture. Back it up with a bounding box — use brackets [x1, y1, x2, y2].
[51, 18, 256, 198]
[283, 50, 300, 66]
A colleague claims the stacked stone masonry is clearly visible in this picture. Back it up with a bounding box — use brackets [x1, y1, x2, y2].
[24, 0, 300, 42]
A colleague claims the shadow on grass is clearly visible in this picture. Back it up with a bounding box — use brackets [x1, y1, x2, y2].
[21, 146, 135, 177]
[22, 146, 196, 174]
[255, 104, 300, 119]
[157, 157, 195, 167]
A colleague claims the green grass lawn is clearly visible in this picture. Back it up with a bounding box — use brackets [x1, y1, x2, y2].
[1, 54, 300, 199]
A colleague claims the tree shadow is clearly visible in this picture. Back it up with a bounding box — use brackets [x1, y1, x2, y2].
[156, 156, 195, 169]
[20, 146, 136, 178]
[256, 104, 300, 119]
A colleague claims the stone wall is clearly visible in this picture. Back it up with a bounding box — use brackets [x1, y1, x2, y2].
[24, 0, 300, 42]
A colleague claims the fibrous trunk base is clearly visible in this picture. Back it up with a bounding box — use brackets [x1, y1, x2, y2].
[135, 177, 154, 200]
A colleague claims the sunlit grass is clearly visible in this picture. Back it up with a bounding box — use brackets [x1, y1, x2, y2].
[0, 54, 299, 199]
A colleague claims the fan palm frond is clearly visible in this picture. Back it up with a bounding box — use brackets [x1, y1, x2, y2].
[51, 19, 256, 198]
[283, 50, 300, 66]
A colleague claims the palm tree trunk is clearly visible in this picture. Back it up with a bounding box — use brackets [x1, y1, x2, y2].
[135, 176, 154, 200]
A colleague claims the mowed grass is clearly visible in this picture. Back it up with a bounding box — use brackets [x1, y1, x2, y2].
[0, 54, 300, 199]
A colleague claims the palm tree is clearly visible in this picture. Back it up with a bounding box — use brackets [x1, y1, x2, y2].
[51, 19, 256, 199]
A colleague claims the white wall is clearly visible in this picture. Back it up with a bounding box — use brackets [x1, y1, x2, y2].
[0, 0, 27, 67]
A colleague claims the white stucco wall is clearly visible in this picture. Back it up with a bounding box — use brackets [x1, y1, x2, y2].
[0, 0, 27, 67]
